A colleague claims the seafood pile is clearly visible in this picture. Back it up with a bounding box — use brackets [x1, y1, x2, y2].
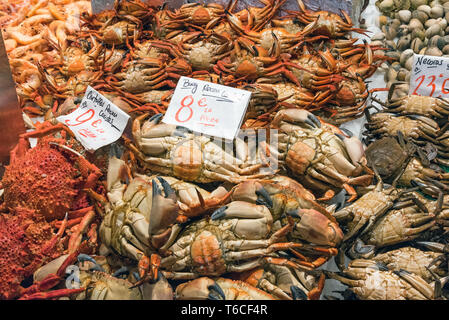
[3, 0, 383, 125]
[0, 0, 448, 301]
[375, 0, 449, 95]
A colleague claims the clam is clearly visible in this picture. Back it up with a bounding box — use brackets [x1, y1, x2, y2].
[398, 10, 412, 22]
[397, 68, 410, 81]
[411, 0, 428, 9]
[411, 28, 426, 40]
[417, 4, 432, 15]
[428, 34, 447, 49]
[425, 46, 443, 55]
[409, 17, 425, 30]
[379, 0, 395, 12]
[412, 10, 429, 23]
[405, 55, 415, 70]
[443, 43, 449, 53]
[386, 51, 401, 60]
[397, 34, 412, 50]
[400, 48, 415, 66]
[378, 15, 389, 26]
[383, 24, 398, 39]
[411, 37, 425, 52]
[385, 67, 398, 82]
[371, 32, 386, 41]
[443, 1, 449, 12]
[386, 39, 398, 49]
[445, 10, 449, 21]
[430, 5, 444, 18]
[371, 40, 385, 47]
[425, 18, 438, 28]
[425, 23, 442, 38]
[438, 17, 448, 29]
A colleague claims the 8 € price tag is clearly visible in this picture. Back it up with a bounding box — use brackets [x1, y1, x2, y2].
[409, 54, 449, 97]
[56, 86, 130, 152]
[162, 76, 252, 140]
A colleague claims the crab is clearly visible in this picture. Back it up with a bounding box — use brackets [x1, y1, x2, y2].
[175, 276, 275, 300]
[264, 109, 373, 201]
[348, 244, 448, 283]
[326, 259, 445, 300]
[230, 263, 326, 300]
[98, 156, 230, 284]
[0, 207, 66, 300]
[159, 200, 337, 280]
[128, 113, 272, 184]
[0, 122, 102, 223]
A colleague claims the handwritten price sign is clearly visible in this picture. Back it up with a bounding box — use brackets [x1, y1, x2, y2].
[409, 54, 449, 97]
[56, 86, 130, 152]
[162, 77, 251, 140]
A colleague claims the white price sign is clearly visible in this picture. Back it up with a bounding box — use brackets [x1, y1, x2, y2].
[56, 86, 130, 152]
[162, 76, 251, 140]
[409, 54, 449, 97]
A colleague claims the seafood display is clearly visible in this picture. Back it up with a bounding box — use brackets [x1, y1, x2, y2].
[0, 0, 448, 302]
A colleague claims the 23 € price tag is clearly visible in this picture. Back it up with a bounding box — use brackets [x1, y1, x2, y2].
[409, 54, 449, 97]
[56, 86, 130, 152]
[162, 76, 252, 140]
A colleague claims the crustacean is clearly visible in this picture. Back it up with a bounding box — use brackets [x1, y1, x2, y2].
[230, 263, 326, 300]
[287, 0, 367, 38]
[0, 207, 66, 300]
[0, 122, 101, 221]
[348, 243, 448, 283]
[128, 113, 272, 184]
[264, 109, 373, 201]
[159, 200, 337, 280]
[158, 177, 342, 279]
[33, 253, 174, 300]
[175, 276, 275, 300]
[98, 156, 230, 283]
[325, 259, 447, 300]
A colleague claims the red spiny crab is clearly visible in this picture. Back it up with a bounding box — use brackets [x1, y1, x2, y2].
[128, 113, 271, 183]
[265, 109, 373, 201]
[0, 207, 66, 300]
[267, 82, 333, 110]
[98, 157, 229, 283]
[0, 122, 102, 222]
[175, 276, 275, 300]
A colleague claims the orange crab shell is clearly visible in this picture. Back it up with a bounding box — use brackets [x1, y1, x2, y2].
[2, 140, 80, 221]
[190, 230, 227, 276]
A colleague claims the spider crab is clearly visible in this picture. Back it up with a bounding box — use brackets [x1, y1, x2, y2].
[0, 122, 103, 254]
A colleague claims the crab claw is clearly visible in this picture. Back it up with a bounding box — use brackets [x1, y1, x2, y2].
[286, 208, 343, 247]
[335, 130, 366, 166]
[272, 109, 321, 129]
[148, 178, 179, 248]
[112, 266, 130, 278]
[175, 277, 226, 300]
[290, 285, 307, 300]
[230, 181, 273, 208]
[347, 238, 375, 259]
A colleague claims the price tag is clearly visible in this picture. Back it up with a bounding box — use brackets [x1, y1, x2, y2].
[162, 76, 251, 140]
[56, 86, 130, 152]
[409, 54, 449, 97]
